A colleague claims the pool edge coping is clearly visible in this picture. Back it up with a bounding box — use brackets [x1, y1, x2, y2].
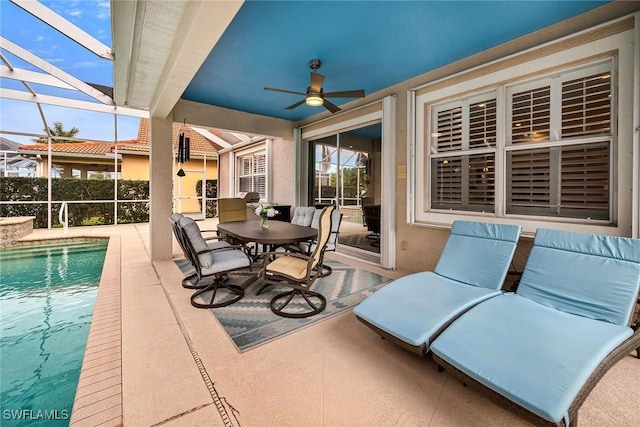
[69, 235, 123, 427]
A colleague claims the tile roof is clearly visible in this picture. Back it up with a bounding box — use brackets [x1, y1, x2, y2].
[136, 118, 224, 153]
[18, 142, 115, 155]
[17, 118, 239, 157]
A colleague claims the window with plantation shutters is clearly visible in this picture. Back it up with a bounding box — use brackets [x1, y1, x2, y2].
[505, 61, 612, 220]
[427, 59, 613, 223]
[238, 151, 267, 199]
[430, 94, 496, 212]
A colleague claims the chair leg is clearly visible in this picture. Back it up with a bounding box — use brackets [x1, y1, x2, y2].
[182, 272, 228, 289]
[190, 280, 244, 309]
[317, 263, 332, 278]
[270, 288, 326, 318]
[182, 272, 207, 289]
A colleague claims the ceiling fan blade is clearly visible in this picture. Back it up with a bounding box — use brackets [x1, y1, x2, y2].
[323, 99, 341, 113]
[310, 72, 325, 93]
[264, 87, 306, 96]
[323, 89, 365, 98]
[285, 99, 307, 110]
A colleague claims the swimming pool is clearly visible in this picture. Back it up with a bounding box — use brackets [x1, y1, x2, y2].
[0, 239, 107, 427]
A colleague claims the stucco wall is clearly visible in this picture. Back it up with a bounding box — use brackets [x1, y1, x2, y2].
[270, 137, 295, 207]
[167, 4, 639, 276]
[121, 155, 148, 180]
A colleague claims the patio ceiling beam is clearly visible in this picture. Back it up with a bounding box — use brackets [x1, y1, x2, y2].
[0, 36, 114, 105]
[10, 0, 113, 60]
[1, 87, 149, 118]
[190, 127, 232, 149]
[1, 53, 37, 95]
[230, 132, 252, 143]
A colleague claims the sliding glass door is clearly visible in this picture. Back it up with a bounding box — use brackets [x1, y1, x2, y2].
[309, 122, 382, 254]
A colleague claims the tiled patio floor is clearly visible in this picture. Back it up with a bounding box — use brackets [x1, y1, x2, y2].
[20, 220, 640, 426]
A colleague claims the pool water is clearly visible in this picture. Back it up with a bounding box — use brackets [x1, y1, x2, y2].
[0, 240, 108, 427]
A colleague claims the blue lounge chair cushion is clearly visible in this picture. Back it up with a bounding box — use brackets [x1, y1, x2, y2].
[435, 221, 521, 290]
[354, 221, 521, 348]
[431, 294, 633, 424]
[353, 271, 501, 346]
[517, 229, 640, 326]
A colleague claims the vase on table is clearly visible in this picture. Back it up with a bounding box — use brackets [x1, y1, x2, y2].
[260, 216, 269, 229]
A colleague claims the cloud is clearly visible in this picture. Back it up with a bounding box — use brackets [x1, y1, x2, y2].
[75, 61, 98, 68]
[35, 35, 48, 42]
[68, 9, 82, 18]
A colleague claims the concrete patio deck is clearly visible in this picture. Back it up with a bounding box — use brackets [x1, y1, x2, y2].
[19, 220, 640, 426]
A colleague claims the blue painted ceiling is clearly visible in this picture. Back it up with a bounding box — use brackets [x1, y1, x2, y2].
[182, 1, 609, 122]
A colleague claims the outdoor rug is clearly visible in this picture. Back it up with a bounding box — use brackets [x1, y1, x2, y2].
[174, 259, 391, 352]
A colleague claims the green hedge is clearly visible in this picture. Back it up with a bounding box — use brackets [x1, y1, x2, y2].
[0, 177, 149, 228]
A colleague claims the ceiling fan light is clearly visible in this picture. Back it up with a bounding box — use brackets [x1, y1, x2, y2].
[305, 95, 323, 107]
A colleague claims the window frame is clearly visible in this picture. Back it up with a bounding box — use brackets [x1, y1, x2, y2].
[235, 144, 268, 200]
[411, 24, 635, 237]
[425, 59, 615, 223]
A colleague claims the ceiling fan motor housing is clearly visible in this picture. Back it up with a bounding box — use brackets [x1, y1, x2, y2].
[309, 59, 321, 70]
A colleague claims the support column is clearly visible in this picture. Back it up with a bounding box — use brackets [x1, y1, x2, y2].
[149, 116, 173, 260]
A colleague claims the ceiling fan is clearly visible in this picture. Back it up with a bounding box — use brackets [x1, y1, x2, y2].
[264, 59, 365, 113]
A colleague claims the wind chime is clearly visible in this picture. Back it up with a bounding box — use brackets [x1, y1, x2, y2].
[176, 118, 190, 177]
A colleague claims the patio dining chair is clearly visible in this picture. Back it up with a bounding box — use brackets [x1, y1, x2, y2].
[256, 205, 334, 318]
[430, 228, 640, 426]
[353, 220, 521, 355]
[290, 206, 316, 226]
[169, 213, 231, 289]
[296, 207, 343, 277]
[175, 215, 251, 309]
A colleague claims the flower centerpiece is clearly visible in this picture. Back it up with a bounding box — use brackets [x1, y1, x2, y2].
[254, 203, 279, 228]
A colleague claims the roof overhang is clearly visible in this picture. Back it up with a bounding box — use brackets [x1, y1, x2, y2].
[111, 0, 243, 118]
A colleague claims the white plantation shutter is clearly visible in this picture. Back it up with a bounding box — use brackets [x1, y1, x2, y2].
[507, 148, 552, 215]
[511, 86, 551, 143]
[507, 142, 610, 219]
[561, 72, 611, 138]
[434, 107, 462, 152]
[428, 60, 613, 222]
[559, 142, 609, 219]
[469, 99, 497, 149]
[430, 94, 496, 212]
[237, 151, 267, 199]
[431, 157, 462, 208]
[468, 154, 495, 209]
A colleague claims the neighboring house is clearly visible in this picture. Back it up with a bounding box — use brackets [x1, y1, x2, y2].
[0, 137, 37, 177]
[16, 118, 248, 214]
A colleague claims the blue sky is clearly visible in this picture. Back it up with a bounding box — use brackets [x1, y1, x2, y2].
[0, 0, 140, 144]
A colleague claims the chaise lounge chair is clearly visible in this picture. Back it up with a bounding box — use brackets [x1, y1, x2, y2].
[430, 228, 640, 426]
[353, 220, 521, 355]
